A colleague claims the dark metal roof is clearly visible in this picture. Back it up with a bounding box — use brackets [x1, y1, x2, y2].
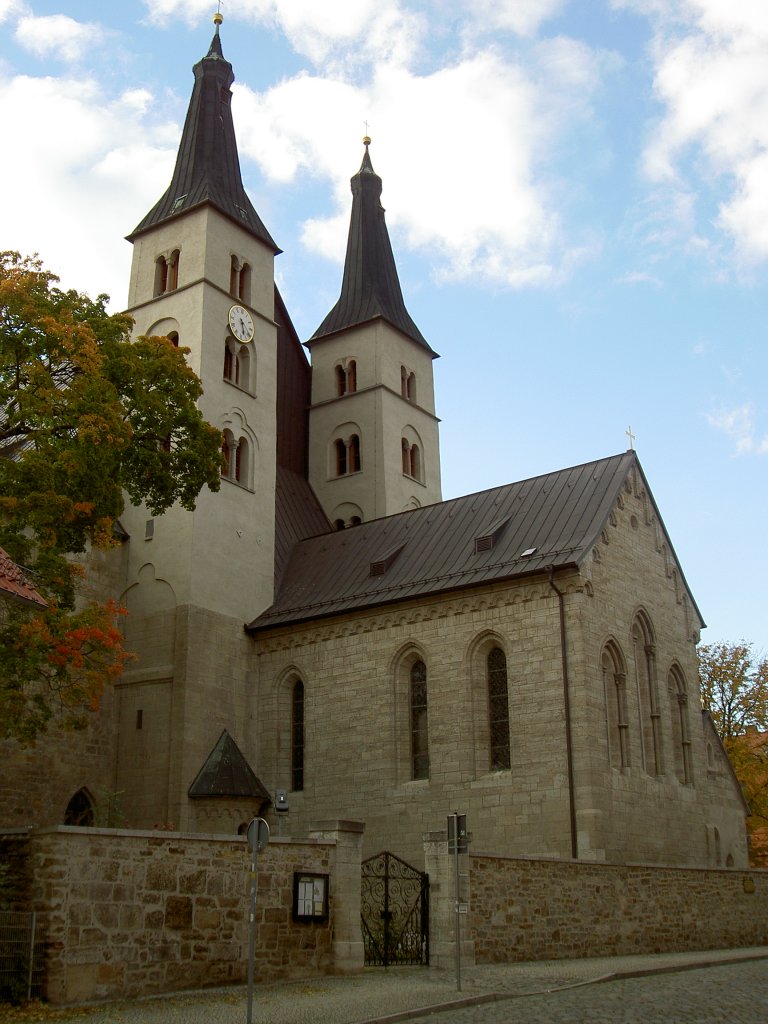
[249, 452, 631, 630]
[309, 143, 436, 354]
[274, 465, 332, 589]
[188, 730, 270, 800]
[248, 451, 703, 633]
[274, 286, 311, 477]
[128, 26, 278, 252]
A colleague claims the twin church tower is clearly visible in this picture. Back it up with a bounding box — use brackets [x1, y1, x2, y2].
[112, 17, 442, 828]
[123, 19, 441, 617]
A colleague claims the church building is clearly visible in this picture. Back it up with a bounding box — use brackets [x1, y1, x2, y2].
[0, 18, 748, 870]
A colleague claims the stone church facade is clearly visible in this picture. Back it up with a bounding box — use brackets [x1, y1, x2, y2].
[0, 20, 748, 870]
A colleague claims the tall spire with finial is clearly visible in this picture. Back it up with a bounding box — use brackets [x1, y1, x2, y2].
[128, 10, 278, 252]
[310, 137, 433, 351]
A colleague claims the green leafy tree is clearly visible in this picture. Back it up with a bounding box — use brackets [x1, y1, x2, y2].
[698, 641, 768, 739]
[698, 641, 768, 866]
[0, 252, 223, 742]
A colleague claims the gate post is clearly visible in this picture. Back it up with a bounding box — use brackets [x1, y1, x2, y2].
[423, 831, 475, 970]
[308, 820, 365, 973]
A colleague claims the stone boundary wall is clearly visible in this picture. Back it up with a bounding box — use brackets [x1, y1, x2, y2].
[1, 822, 363, 1005]
[469, 853, 768, 962]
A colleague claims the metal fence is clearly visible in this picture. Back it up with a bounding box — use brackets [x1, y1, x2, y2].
[0, 911, 45, 1003]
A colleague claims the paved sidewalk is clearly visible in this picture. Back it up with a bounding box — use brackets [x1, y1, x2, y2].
[2, 947, 767, 1024]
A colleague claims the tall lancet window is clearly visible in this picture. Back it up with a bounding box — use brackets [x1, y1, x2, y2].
[410, 660, 429, 780]
[292, 679, 305, 792]
[488, 647, 511, 770]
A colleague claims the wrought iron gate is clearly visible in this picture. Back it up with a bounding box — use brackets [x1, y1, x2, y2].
[360, 851, 429, 966]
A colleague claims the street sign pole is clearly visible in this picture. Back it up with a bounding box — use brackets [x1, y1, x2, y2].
[447, 812, 467, 992]
[453, 819, 461, 992]
[246, 817, 269, 1024]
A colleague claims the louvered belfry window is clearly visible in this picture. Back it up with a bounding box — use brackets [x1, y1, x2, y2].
[488, 647, 511, 770]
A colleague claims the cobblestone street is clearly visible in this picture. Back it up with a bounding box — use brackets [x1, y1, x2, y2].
[403, 960, 768, 1024]
[1, 950, 766, 1024]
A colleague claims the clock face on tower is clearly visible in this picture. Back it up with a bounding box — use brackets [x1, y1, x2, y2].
[228, 304, 254, 343]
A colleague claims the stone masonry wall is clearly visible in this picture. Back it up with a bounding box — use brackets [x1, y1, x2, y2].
[15, 825, 356, 1005]
[469, 853, 768, 962]
[255, 578, 574, 868]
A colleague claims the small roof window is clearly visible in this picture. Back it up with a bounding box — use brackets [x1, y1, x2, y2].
[474, 515, 511, 554]
[370, 544, 405, 577]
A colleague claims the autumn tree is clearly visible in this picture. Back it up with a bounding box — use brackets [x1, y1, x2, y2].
[0, 252, 223, 742]
[698, 641, 768, 866]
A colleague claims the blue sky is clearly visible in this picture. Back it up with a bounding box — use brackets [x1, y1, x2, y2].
[0, 0, 766, 654]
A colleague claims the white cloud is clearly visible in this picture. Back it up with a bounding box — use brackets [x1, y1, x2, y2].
[615, 271, 663, 286]
[466, 0, 567, 38]
[707, 402, 768, 454]
[234, 38, 601, 287]
[15, 13, 106, 63]
[0, 0, 27, 25]
[144, 0, 423, 67]
[618, 1, 768, 262]
[0, 72, 177, 308]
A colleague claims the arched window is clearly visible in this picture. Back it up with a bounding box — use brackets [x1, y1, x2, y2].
[349, 515, 362, 526]
[602, 641, 629, 769]
[221, 430, 233, 478]
[235, 437, 249, 485]
[488, 647, 510, 770]
[230, 255, 251, 303]
[631, 613, 662, 775]
[334, 518, 346, 531]
[410, 660, 429, 780]
[237, 344, 250, 390]
[349, 434, 361, 472]
[669, 665, 693, 784]
[333, 434, 362, 475]
[335, 438, 347, 476]
[410, 444, 421, 481]
[402, 438, 410, 475]
[292, 679, 305, 792]
[401, 439, 422, 481]
[335, 361, 357, 396]
[154, 256, 168, 297]
[224, 343, 233, 381]
[153, 251, 180, 296]
[64, 788, 94, 827]
[167, 331, 179, 347]
[401, 366, 416, 401]
[239, 263, 251, 303]
[167, 249, 180, 291]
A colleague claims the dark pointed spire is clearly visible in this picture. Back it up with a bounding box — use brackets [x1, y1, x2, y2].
[310, 140, 434, 352]
[128, 17, 279, 252]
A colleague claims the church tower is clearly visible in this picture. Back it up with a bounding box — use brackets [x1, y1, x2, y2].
[306, 140, 442, 527]
[114, 16, 280, 830]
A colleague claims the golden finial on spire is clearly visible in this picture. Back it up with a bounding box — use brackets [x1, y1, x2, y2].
[363, 120, 371, 146]
[213, 1, 223, 26]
